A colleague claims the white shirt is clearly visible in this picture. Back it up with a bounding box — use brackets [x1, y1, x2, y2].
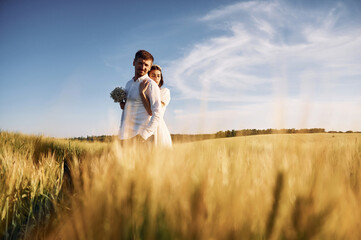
[119, 74, 161, 140]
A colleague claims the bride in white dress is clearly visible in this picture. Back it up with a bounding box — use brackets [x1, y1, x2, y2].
[139, 64, 172, 147]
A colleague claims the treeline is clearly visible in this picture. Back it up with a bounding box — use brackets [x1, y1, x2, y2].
[216, 128, 327, 138]
[70, 134, 217, 143]
[71, 135, 117, 142]
[70, 128, 360, 143]
[176, 128, 329, 142]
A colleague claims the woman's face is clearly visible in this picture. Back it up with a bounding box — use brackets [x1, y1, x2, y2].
[149, 69, 162, 86]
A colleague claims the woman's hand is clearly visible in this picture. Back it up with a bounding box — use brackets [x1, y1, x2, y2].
[139, 80, 152, 116]
[139, 80, 149, 94]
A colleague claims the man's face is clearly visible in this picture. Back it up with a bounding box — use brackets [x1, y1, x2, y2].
[133, 58, 153, 78]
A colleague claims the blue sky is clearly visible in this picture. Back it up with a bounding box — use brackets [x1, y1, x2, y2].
[1, 0, 361, 137]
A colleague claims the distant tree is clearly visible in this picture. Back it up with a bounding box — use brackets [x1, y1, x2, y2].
[225, 130, 232, 137]
[287, 128, 296, 134]
[216, 131, 225, 138]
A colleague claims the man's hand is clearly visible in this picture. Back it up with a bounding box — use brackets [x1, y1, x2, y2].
[120, 102, 125, 110]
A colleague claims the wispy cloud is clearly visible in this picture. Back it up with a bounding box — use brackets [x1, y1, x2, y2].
[200, 1, 278, 22]
[166, 0, 361, 132]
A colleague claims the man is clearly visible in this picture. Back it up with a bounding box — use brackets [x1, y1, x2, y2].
[119, 50, 161, 143]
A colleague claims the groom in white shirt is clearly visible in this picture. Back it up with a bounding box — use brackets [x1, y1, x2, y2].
[119, 50, 161, 143]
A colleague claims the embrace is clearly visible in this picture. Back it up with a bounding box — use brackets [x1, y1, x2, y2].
[118, 50, 172, 147]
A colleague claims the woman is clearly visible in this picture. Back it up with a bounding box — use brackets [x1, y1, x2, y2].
[139, 64, 172, 147]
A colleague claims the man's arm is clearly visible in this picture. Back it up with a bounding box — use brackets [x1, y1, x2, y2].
[139, 80, 161, 140]
[119, 80, 131, 110]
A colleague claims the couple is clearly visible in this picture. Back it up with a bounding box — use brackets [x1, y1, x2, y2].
[119, 50, 172, 147]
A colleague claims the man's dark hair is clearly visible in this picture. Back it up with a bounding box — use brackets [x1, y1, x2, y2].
[134, 50, 154, 62]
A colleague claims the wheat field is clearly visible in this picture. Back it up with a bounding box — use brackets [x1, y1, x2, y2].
[1, 131, 360, 239]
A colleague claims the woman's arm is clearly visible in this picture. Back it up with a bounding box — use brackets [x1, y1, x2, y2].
[161, 88, 171, 107]
[139, 80, 152, 116]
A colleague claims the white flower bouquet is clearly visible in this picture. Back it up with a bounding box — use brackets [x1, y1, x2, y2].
[110, 87, 127, 103]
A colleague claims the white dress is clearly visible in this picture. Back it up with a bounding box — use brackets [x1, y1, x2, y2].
[154, 88, 172, 147]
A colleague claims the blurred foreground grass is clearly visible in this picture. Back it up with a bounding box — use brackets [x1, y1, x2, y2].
[1, 131, 361, 239]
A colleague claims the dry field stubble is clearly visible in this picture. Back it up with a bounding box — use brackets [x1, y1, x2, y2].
[1, 132, 361, 239]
